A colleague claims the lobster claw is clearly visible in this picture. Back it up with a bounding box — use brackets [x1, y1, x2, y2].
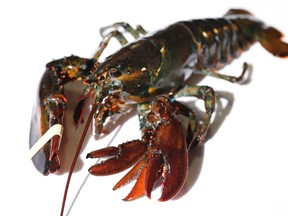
[153, 118, 188, 201]
[29, 92, 67, 175]
[122, 118, 188, 201]
[30, 56, 94, 175]
[86, 95, 190, 201]
[87, 139, 147, 175]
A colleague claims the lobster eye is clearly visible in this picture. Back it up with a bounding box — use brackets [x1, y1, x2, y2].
[109, 68, 121, 78]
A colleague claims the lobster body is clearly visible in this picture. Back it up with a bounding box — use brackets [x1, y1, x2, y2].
[99, 11, 271, 103]
[29, 9, 288, 214]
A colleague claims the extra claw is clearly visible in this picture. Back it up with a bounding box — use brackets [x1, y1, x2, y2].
[88, 140, 147, 176]
[123, 162, 147, 201]
[113, 157, 146, 190]
[85, 95, 191, 201]
[145, 154, 164, 199]
[86, 146, 119, 158]
[115, 118, 188, 201]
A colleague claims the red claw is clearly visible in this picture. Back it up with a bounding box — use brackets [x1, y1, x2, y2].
[154, 118, 188, 201]
[86, 97, 189, 201]
[113, 157, 146, 191]
[87, 115, 189, 201]
[123, 161, 147, 201]
[87, 140, 147, 176]
[145, 154, 164, 199]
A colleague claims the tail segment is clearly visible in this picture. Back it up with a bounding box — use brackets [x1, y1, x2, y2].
[225, 9, 288, 58]
[259, 27, 288, 58]
[224, 9, 253, 16]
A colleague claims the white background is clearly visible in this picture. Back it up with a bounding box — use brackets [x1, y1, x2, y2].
[1, 0, 288, 215]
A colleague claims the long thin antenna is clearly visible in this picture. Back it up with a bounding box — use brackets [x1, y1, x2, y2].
[65, 124, 123, 215]
[60, 102, 98, 216]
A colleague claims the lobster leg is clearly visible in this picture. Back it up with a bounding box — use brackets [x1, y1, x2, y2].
[194, 62, 249, 83]
[100, 22, 147, 39]
[93, 23, 147, 61]
[92, 93, 128, 137]
[175, 85, 215, 148]
[171, 100, 199, 148]
[93, 30, 128, 61]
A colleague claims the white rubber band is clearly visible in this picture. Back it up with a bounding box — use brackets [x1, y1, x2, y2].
[29, 124, 64, 159]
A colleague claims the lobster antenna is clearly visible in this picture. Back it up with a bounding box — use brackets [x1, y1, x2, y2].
[76, 88, 93, 128]
[60, 101, 98, 216]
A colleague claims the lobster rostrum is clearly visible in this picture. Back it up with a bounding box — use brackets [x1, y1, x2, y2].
[29, 9, 288, 214]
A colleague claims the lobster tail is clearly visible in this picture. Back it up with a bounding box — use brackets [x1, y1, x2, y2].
[224, 9, 288, 58]
[224, 8, 253, 16]
[259, 27, 288, 58]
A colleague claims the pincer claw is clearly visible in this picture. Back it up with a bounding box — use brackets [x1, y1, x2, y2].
[29, 104, 65, 175]
[86, 95, 192, 201]
[29, 89, 67, 175]
[87, 140, 147, 175]
[145, 154, 164, 199]
[153, 118, 188, 201]
[29, 121, 64, 175]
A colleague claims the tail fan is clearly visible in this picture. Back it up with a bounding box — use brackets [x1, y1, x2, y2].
[259, 27, 288, 58]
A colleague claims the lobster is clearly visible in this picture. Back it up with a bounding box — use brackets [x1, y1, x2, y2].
[29, 9, 288, 215]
